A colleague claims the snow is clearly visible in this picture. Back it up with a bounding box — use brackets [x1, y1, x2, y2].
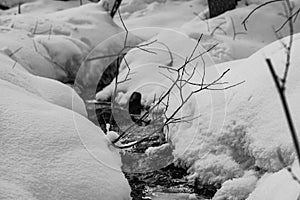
[0, 28, 64, 80]
[213, 170, 258, 200]
[0, 66, 131, 200]
[1, 0, 300, 199]
[96, 29, 215, 103]
[180, 0, 300, 62]
[0, 52, 87, 116]
[173, 33, 300, 191]
[106, 130, 120, 143]
[119, 0, 207, 30]
[96, 30, 300, 196]
[247, 161, 300, 200]
[0, 1, 142, 87]
[0, 1, 140, 49]
[0, 2, 142, 199]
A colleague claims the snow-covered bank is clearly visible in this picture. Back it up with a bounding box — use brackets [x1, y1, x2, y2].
[181, 0, 300, 62]
[0, 52, 87, 116]
[96, 30, 300, 199]
[1, 0, 300, 199]
[180, 33, 300, 199]
[0, 2, 137, 199]
[0, 1, 141, 88]
[0, 0, 92, 15]
[96, 29, 215, 103]
[0, 53, 131, 200]
[247, 161, 300, 200]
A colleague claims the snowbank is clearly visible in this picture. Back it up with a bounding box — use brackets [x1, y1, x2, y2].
[96, 29, 215, 103]
[213, 170, 258, 200]
[117, 0, 207, 39]
[0, 2, 140, 49]
[0, 58, 131, 200]
[0, 52, 87, 116]
[0, 28, 65, 81]
[247, 161, 300, 200]
[97, 31, 300, 196]
[181, 0, 300, 63]
[0, 0, 91, 15]
[173, 33, 300, 198]
[0, 1, 142, 88]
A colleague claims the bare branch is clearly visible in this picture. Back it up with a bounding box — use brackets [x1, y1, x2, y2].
[242, 0, 284, 31]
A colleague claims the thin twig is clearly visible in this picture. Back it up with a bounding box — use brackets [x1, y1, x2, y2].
[242, 0, 284, 30]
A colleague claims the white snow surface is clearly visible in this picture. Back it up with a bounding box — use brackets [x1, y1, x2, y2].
[96, 29, 215, 103]
[174, 33, 300, 187]
[96, 32, 300, 192]
[213, 170, 258, 200]
[181, 0, 300, 63]
[247, 161, 300, 200]
[0, 52, 87, 116]
[1, 0, 300, 199]
[0, 57, 131, 200]
[0, 1, 142, 86]
[0, 0, 92, 15]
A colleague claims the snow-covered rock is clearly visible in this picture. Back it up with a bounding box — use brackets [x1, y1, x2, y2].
[213, 170, 258, 200]
[106, 130, 120, 143]
[0, 28, 65, 81]
[247, 161, 300, 200]
[0, 61, 131, 200]
[0, 52, 87, 116]
[35, 34, 90, 81]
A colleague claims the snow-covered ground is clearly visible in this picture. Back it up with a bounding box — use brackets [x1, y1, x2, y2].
[0, 1, 141, 89]
[0, 1, 134, 199]
[1, 0, 300, 199]
[0, 50, 132, 199]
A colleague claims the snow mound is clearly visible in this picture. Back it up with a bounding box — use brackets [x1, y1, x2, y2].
[0, 1, 141, 49]
[181, 1, 300, 63]
[0, 52, 87, 116]
[247, 161, 300, 200]
[96, 29, 214, 102]
[97, 31, 300, 189]
[0, 0, 92, 15]
[0, 2, 142, 88]
[120, 0, 167, 14]
[35, 34, 90, 81]
[213, 170, 258, 200]
[0, 28, 66, 81]
[0, 69, 131, 199]
[174, 32, 300, 186]
[175, 32, 300, 188]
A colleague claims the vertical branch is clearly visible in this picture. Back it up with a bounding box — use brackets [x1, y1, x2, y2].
[242, 1, 299, 167]
[109, 57, 120, 127]
[264, 0, 300, 171]
[281, 0, 293, 86]
[266, 59, 300, 167]
[110, 0, 123, 18]
[18, 2, 21, 14]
